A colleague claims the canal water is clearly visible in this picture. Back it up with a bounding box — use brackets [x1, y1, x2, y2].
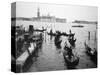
[15, 21, 97, 72]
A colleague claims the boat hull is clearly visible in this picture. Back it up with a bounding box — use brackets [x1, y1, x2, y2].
[63, 53, 79, 69]
[84, 42, 97, 65]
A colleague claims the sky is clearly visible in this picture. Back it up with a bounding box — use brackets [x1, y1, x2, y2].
[12, 2, 98, 22]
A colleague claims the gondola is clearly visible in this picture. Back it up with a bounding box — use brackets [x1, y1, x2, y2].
[63, 52, 79, 69]
[55, 40, 62, 49]
[54, 35, 62, 49]
[84, 42, 97, 65]
[84, 42, 92, 55]
[63, 43, 79, 69]
[68, 38, 76, 47]
[72, 25, 84, 28]
[48, 32, 57, 36]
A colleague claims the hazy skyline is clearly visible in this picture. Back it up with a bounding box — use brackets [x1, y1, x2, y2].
[12, 2, 98, 22]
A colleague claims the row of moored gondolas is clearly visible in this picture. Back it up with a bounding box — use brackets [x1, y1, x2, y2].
[48, 30, 97, 69]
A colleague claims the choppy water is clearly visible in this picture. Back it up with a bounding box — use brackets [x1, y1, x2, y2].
[15, 21, 97, 72]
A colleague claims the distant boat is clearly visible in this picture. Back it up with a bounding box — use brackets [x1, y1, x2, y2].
[72, 25, 84, 28]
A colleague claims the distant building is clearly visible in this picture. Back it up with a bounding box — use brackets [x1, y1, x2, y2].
[32, 7, 66, 23]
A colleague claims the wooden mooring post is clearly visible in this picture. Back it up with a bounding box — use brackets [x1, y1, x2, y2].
[88, 31, 90, 41]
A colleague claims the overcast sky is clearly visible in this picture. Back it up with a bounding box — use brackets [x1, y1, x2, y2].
[12, 2, 98, 22]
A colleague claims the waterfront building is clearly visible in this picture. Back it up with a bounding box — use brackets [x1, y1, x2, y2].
[32, 7, 66, 23]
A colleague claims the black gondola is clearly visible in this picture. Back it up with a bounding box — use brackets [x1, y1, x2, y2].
[68, 38, 76, 47]
[63, 44, 79, 69]
[84, 42, 97, 65]
[48, 32, 57, 36]
[54, 34, 62, 49]
[67, 30, 76, 47]
[55, 40, 62, 49]
[63, 53, 79, 69]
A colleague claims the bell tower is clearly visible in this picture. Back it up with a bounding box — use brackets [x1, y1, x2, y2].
[37, 7, 40, 17]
